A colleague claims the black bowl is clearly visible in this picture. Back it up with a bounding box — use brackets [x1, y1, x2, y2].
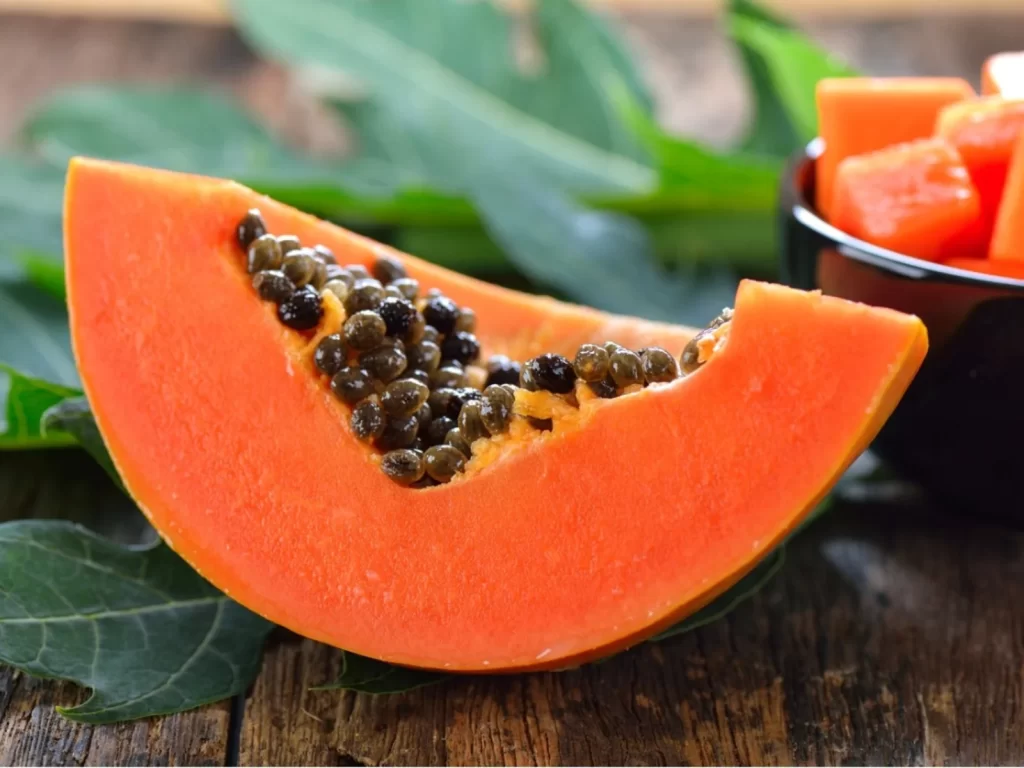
[780, 140, 1024, 520]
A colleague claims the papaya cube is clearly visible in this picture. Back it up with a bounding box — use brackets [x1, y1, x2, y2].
[990, 131, 1024, 261]
[831, 138, 981, 262]
[936, 97, 1024, 247]
[982, 52, 1024, 98]
[815, 77, 975, 218]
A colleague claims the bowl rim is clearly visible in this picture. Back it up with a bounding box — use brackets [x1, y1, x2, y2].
[786, 139, 1024, 292]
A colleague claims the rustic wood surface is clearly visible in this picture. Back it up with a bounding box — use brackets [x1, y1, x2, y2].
[2, 11, 1024, 767]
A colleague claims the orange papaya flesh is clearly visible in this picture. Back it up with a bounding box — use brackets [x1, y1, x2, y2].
[990, 131, 1024, 261]
[65, 158, 928, 672]
[936, 96, 1024, 249]
[982, 52, 1024, 98]
[830, 138, 981, 262]
[815, 77, 975, 219]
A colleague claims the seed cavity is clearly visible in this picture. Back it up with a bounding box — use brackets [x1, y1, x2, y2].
[373, 254, 408, 284]
[282, 248, 320, 288]
[277, 286, 323, 330]
[526, 354, 577, 394]
[573, 344, 609, 382]
[445, 428, 472, 457]
[277, 234, 302, 257]
[609, 349, 643, 389]
[485, 355, 521, 387]
[322, 279, 350, 303]
[247, 234, 283, 274]
[378, 297, 419, 338]
[457, 401, 489, 443]
[360, 343, 408, 383]
[382, 379, 430, 418]
[344, 310, 387, 351]
[588, 376, 618, 399]
[314, 334, 347, 376]
[314, 244, 337, 265]
[351, 398, 386, 442]
[237, 208, 267, 250]
[424, 445, 466, 483]
[237, 211, 729, 488]
[381, 449, 425, 485]
[641, 347, 678, 383]
[423, 296, 460, 335]
[377, 414, 419, 451]
[331, 367, 378, 405]
[430, 365, 467, 390]
[253, 270, 295, 303]
[345, 280, 385, 315]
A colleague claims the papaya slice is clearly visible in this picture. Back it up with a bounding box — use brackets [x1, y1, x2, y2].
[982, 52, 1024, 98]
[990, 131, 1024, 261]
[830, 138, 981, 261]
[815, 77, 975, 218]
[65, 158, 928, 672]
[936, 96, 1024, 249]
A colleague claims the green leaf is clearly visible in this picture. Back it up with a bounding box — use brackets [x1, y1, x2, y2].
[727, 0, 802, 157]
[0, 364, 80, 449]
[21, 85, 394, 198]
[536, 0, 654, 117]
[0, 281, 77, 385]
[0, 157, 64, 274]
[466, 171, 739, 326]
[0, 519, 273, 723]
[41, 397, 120, 487]
[729, 11, 858, 149]
[17, 250, 66, 301]
[232, 0, 656, 196]
[317, 652, 446, 695]
[614, 81, 781, 208]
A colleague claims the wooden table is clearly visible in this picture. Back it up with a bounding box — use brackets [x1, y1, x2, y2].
[3, 12, 1024, 767]
[3, 450, 1024, 766]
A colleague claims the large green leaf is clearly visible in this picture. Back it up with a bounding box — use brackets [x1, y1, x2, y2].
[727, 0, 857, 157]
[0, 519, 273, 723]
[728, 0, 800, 157]
[466, 170, 738, 326]
[41, 397, 120, 487]
[232, 0, 657, 196]
[614, 82, 781, 209]
[326, 0, 656, 189]
[0, 158, 64, 275]
[0, 282, 77, 386]
[536, 0, 654, 116]
[730, 16, 857, 144]
[21, 85, 395, 198]
[0, 364, 80, 449]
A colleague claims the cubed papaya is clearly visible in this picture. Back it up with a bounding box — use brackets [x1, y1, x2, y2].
[990, 131, 1024, 261]
[815, 77, 975, 218]
[831, 138, 981, 262]
[936, 96, 1024, 249]
[982, 52, 1024, 98]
